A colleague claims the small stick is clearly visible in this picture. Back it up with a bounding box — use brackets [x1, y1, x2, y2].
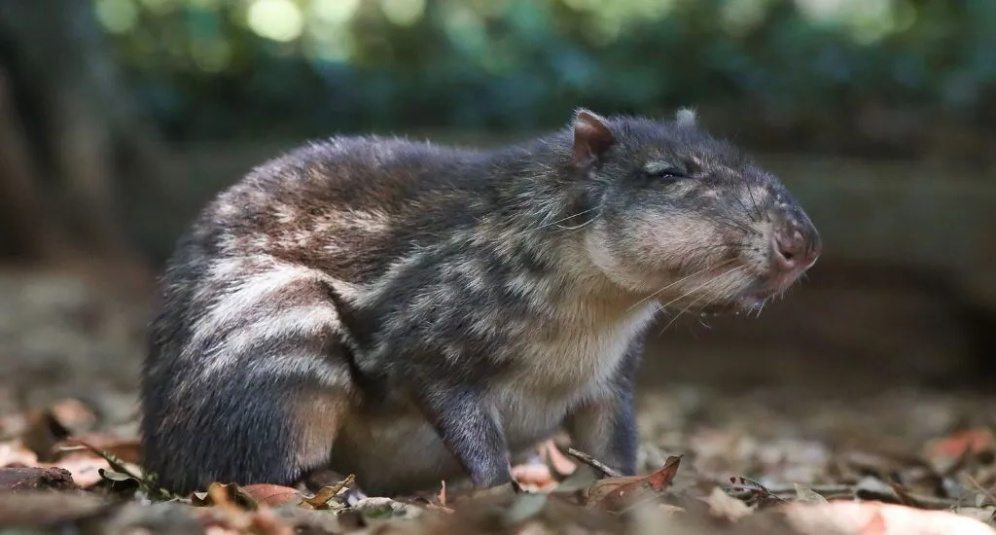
[566, 447, 622, 478]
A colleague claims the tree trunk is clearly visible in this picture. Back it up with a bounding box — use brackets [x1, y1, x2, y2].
[0, 0, 176, 262]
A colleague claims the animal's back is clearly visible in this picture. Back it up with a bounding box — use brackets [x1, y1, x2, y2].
[142, 136, 487, 493]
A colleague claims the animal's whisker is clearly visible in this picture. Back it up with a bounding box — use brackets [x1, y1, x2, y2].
[731, 189, 758, 224]
[741, 173, 764, 222]
[679, 242, 751, 255]
[658, 266, 746, 333]
[556, 216, 599, 230]
[659, 293, 708, 333]
[709, 213, 757, 235]
[656, 264, 744, 313]
[627, 257, 738, 312]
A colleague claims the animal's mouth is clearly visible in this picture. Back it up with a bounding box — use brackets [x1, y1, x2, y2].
[698, 290, 771, 316]
[698, 271, 802, 317]
[657, 247, 814, 319]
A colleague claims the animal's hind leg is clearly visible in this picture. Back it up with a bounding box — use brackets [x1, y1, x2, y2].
[143, 355, 354, 494]
[142, 268, 357, 494]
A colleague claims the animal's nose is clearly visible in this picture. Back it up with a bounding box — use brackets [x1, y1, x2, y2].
[771, 219, 821, 272]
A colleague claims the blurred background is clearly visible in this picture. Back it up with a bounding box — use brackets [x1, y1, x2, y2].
[0, 0, 993, 418]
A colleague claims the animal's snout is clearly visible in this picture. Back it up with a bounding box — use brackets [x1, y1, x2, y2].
[771, 217, 820, 273]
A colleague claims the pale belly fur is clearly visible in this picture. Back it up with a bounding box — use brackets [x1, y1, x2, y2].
[330, 303, 659, 494]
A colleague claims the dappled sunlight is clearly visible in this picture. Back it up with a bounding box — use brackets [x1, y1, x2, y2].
[246, 0, 305, 42]
[85, 0, 991, 140]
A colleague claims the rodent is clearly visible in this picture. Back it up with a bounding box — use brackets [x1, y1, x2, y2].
[141, 109, 820, 495]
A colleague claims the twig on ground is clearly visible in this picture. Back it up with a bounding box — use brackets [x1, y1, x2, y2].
[566, 448, 622, 478]
[858, 487, 964, 510]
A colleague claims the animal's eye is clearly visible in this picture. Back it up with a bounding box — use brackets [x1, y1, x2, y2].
[643, 162, 686, 179]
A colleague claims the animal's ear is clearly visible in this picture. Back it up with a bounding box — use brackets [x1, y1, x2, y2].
[675, 107, 697, 128]
[572, 109, 615, 168]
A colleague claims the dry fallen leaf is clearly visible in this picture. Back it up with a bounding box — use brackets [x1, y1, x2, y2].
[47, 452, 110, 488]
[302, 474, 354, 509]
[783, 501, 996, 535]
[19, 399, 100, 461]
[194, 492, 294, 535]
[927, 429, 995, 461]
[587, 455, 682, 512]
[56, 433, 141, 464]
[794, 483, 830, 504]
[47, 399, 99, 434]
[241, 484, 303, 508]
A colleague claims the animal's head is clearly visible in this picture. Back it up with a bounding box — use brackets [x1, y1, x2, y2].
[568, 109, 820, 313]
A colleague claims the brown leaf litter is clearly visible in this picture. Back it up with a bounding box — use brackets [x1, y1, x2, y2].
[0, 392, 993, 534]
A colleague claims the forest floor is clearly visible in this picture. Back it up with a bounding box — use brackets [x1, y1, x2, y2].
[0, 267, 994, 534]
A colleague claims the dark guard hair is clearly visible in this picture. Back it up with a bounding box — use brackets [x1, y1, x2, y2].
[142, 109, 819, 494]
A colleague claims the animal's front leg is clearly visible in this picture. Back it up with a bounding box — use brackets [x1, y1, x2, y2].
[564, 338, 642, 475]
[415, 385, 512, 488]
[565, 395, 637, 475]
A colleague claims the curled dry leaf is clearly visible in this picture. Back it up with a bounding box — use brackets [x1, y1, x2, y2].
[586, 455, 682, 512]
[20, 412, 67, 462]
[47, 399, 99, 434]
[19, 399, 99, 461]
[302, 473, 355, 509]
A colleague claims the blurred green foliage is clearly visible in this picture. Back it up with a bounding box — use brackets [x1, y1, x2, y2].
[94, 0, 996, 140]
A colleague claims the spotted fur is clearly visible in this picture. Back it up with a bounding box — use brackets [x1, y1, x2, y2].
[142, 110, 819, 494]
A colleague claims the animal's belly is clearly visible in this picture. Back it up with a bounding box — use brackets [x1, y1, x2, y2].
[332, 408, 461, 494]
[330, 392, 578, 494]
[491, 387, 580, 449]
